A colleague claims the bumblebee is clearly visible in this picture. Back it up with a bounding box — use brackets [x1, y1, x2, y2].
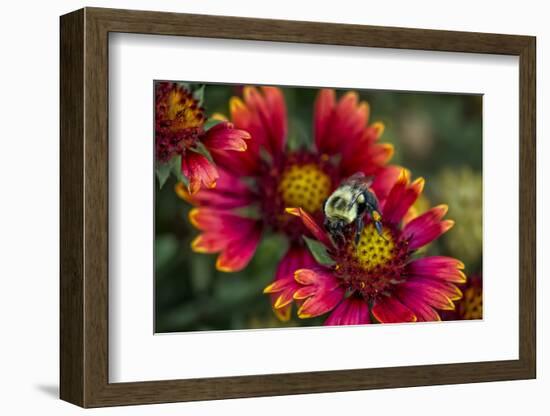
[323, 172, 384, 246]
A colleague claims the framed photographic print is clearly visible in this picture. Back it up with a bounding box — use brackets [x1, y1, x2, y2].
[60, 7, 536, 408]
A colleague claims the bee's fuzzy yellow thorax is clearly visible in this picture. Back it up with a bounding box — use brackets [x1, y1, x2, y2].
[324, 186, 357, 224]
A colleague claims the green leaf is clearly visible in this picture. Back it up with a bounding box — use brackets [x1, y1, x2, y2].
[303, 236, 336, 266]
[176, 81, 190, 91]
[203, 118, 224, 131]
[193, 84, 206, 106]
[169, 155, 188, 185]
[156, 155, 189, 189]
[192, 143, 214, 164]
[156, 161, 172, 189]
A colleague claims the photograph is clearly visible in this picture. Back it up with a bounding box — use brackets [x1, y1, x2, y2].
[154, 81, 483, 333]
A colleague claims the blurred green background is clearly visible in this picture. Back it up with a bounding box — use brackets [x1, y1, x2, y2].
[155, 84, 482, 333]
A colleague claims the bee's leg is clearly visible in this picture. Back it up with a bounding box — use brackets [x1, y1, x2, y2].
[338, 230, 346, 247]
[355, 215, 364, 245]
[331, 229, 344, 247]
[374, 220, 384, 238]
[323, 217, 330, 232]
[369, 208, 387, 241]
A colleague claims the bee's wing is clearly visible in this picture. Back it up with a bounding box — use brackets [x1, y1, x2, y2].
[342, 172, 374, 188]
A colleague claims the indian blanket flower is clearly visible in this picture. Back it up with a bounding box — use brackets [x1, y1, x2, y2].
[265, 169, 465, 324]
[441, 273, 482, 321]
[179, 86, 397, 320]
[155, 82, 251, 194]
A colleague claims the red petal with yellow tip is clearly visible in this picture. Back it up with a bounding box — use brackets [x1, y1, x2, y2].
[406, 216, 454, 251]
[398, 280, 457, 311]
[370, 165, 403, 201]
[409, 277, 463, 301]
[403, 205, 450, 249]
[202, 121, 250, 152]
[338, 117, 392, 176]
[293, 285, 318, 300]
[214, 96, 263, 176]
[371, 121, 385, 138]
[180, 169, 254, 209]
[260, 86, 287, 157]
[395, 288, 441, 322]
[181, 151, 219, 195]
[314, 90, 370, 157]
[191, 234, 227, 253]
[372, 296, 416, 323]
[293, 267, 344, 319]
[381, 172, 424, 225]
[189, 208, 259, 239]
[324, 297, 370, 326]
[314, 89, 336, 153]
[277, 244, 317, 281]
[341, 142, 394, 177]
[406, 256, 466, 284]
[215, 225, 262, 272]
[285, 207, 334, 249]
[273, 305, 292, 322]
[294, 267, 329, 285]
[334, 93, 369, 145]
[235, 86, 287, 160]
[297, 292, 343, 318]
[264, 244, 316, 321]
[189, 208, 262, 272]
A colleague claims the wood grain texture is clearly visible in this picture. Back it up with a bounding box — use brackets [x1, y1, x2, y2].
[88, 7, 532, 54]
[518, 38, 537, 376]
[59, 7, 537, 408]
[83, 10, 110, 406]
[59, 8, 84, 406]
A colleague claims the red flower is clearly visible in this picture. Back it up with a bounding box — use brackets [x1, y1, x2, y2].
[267, 169, 465, 325]
[181, 86, 396, 320]
[441, 274, 482, 321]
[155, 82, 251, 194]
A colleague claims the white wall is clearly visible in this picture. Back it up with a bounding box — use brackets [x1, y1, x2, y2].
[0, 0, 546, 414]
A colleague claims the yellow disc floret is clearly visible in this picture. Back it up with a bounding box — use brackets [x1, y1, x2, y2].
[460, 286, 483, 320]
[165, 87, 205, 132]
[351, 223, 395, 272]
[278, 164, 331, 213]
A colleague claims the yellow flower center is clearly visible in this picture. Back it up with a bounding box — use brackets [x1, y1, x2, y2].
[278, 164, 331, 213]
[350, 223, 395, 272]
[460, 286, 483, 320]
[166, 89, 204, 131]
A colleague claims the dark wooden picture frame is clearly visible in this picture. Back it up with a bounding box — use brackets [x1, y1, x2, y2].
[60, 7, 536, 408]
